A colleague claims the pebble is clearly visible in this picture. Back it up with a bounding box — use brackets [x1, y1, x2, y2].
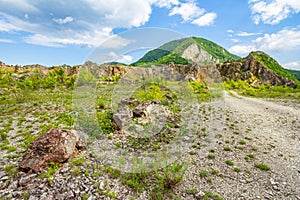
[19, 174, 37, 186]
[195, 190, 205, 198]
[87, 195, 96, 200]
[0, 171, 7, 179]
[0, 176, 9, 181]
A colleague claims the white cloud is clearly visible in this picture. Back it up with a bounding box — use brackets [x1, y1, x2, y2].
[117, 55, 133, 64]
[192, 12, 217, 27]
[283, 61, 300, 70]
[0, 38, 15, 43]
[25, 28, 112, 47]
[227, 29, 234, 33]
[0, 20, 20, 32]
[249, 0, 300, 24]
[229, 27, 300, 56]
[236, 31, 261, 37]
[169, 1, 216, 26]
[169, 2, 205, 21]
[100, 36, 134, 49]
[152, 0, 179, 8]
[53, 16, 74, 25]
[0, 0, 156, 47]
[97, 51, 133, 64]
[0, 0, 218, 47]
[228, 45, 256, 55]
[254, 28, 300, 52]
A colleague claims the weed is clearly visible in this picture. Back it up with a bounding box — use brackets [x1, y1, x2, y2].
[234, 167, 241, 173]
[201, 191, 224, 200]
[199, 170, 209, 178]
[185, 188, 198, 195]
[248, 153, 255, 158]
[4, 164, 19, 176]
[223, 146, 231, 151]
[208, 153, 215, 159]
[189, 150, 197, 155]
[23, 192, 30, 200]
[71, 167, 81, 176]
[39, 162, 62, 182]
[210, 169, 219, 175]
[70, 157, 85, 167]
[254, 163, 271, 171]
[239, 140, 246, 145]
[225, 160, 234, 166]
[105, 166, 121, 179]
[81, 193, 91, 200]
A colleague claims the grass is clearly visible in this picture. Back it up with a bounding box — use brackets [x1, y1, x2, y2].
[39, 162, 62, 182]
[225, 160, 234, 166]
[239, 140, 246, 145]
[210, 169, 219, 175]
[223, 146, 231, 151]
[69, 157, 86, 167]
[234, 167, 241, 173]
[254, 163, 271, 171]
[201, 191, 224, 200]
[199, 170, 209, 178]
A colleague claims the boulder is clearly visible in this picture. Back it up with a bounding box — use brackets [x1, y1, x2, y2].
[19, 129, 85, 173]
[113, 108, 133, 130]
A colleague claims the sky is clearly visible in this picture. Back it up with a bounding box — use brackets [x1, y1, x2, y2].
[0, 0, 299, 70]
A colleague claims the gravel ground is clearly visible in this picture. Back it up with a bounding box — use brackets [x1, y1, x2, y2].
[0, 90, 299, 200]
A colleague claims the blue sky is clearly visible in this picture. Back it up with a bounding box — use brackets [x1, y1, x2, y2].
[0, 0, 299, 70]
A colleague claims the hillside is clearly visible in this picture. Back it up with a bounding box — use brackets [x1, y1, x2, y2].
[250, 51, 298, 83]
[218, 52, 298, 88]
[132, 37, 240, 66]
[287, 69, 300, 81]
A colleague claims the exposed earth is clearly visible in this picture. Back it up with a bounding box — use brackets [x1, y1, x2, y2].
[0, 90, 299, 200]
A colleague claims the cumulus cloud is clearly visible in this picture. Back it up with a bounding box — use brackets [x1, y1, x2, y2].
[192, 12, 217, 27]
[169, 1, 216, 26]
[283, 61, 300, 70]
[0, 0, 154, 47]
[254, 28, 300, 51]
[169, 1, 205, 21]
[152, 0, 179, 8]
[0, 0, 217, 47]
[117, 55, 133, 64]
[229, 27, 300, 56]
[228, 45, 257, 55]
[249, 0, 300, 24]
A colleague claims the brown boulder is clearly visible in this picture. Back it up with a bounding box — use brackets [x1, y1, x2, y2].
[19, 129, 85, 173]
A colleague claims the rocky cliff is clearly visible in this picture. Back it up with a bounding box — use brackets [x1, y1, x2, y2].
[217, 53, 297, 88]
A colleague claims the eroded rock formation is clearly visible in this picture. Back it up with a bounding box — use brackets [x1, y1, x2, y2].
[19, 129, 86, 173]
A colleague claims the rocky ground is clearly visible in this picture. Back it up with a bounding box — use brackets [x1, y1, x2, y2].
[0, 90, 299, 200]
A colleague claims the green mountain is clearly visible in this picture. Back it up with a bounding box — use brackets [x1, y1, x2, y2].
[250, 51, 298, 83]
[287, 69, 300, 81]
[132, 37, 240, 66]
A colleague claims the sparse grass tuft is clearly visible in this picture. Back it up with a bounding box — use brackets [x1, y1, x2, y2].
[254, 163, 271, 171]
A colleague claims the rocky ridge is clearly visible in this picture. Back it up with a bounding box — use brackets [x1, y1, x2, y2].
[217, 53, 297, 88]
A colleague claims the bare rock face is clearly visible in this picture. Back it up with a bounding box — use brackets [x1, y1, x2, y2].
[217, 54, 297, 88]
[19, 129, 85, 173]
[182, 43, 217, 63]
